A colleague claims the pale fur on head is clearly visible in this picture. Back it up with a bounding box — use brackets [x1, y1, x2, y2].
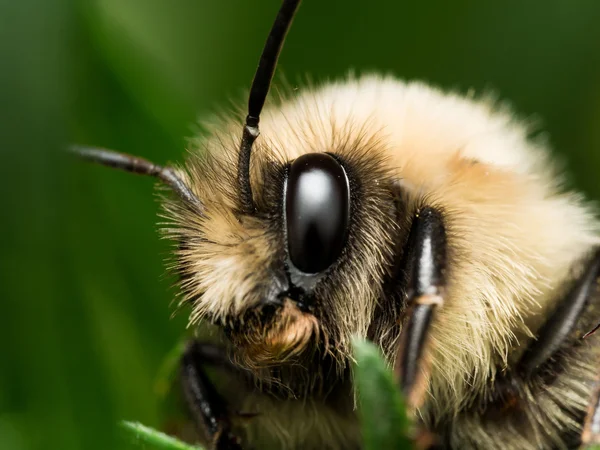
[162, 85, 399, 379]
[162, 74, 600, 448]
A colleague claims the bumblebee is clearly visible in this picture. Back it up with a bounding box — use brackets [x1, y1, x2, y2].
[74, 1, 600, 448]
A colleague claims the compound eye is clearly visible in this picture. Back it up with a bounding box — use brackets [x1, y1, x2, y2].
[285, 153, 350, 274]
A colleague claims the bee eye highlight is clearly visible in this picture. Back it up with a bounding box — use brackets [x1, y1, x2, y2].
[284, 153, 350, 274]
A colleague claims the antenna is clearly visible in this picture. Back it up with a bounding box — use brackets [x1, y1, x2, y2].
[72, 146, 203, 211]
[237, 0, 302, 214]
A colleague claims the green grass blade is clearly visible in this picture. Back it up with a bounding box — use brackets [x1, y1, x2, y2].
[120, 421, 203, 450]
[353, 338, 413, 450]
[153, 339, 187, 398]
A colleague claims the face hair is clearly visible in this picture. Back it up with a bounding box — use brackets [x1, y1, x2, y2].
[70, 0, 303, 216]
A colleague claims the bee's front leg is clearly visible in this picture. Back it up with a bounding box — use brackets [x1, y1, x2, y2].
[180, 340, 244, 450]
[394, 206, 447, 411]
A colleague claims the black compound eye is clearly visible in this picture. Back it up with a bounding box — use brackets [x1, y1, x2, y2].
[285, 153, 350, 274]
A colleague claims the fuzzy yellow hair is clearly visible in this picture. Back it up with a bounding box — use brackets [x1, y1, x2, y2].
[163, 75, 600, 449]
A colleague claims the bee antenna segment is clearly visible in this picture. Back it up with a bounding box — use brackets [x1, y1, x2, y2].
[237, 0, 302, 214]
[71, 146, 203, 212]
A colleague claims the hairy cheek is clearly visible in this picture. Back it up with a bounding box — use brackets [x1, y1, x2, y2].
[267, 313, 319, 352]
[189, 236, 274, 319]
[236, 301, 322, 366]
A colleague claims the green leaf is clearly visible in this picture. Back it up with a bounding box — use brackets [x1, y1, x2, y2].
[153, 339, 187, 399]
[352, 338, 413, 450]
[120, 421, 202, 450]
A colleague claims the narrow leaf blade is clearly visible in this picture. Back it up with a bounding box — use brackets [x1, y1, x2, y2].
[120, 421, 203, 450]
[353, 338, 413, 450]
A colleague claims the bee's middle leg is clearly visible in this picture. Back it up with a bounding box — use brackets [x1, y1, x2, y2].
[515, 249, 600, 449]
[454, 249, 600, 449]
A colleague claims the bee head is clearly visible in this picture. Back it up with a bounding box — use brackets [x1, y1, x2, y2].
[164, 117, 400, 371]
[75, 0, 402, 375]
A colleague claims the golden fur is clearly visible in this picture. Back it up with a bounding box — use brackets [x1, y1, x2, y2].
[163, 75, 600, 449]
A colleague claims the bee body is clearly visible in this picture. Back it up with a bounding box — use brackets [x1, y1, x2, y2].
[168, 76, 600, 449]
[76, 2, 600, 448]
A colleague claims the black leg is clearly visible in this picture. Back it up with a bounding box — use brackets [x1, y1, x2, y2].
[394, 207, 447, 410]
[518, 249, 600, 377]
[180, 341, 244, 450]
[444, 248, 600, 450]
[514, 248, 600, 448]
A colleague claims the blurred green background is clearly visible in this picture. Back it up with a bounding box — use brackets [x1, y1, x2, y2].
[1, 1, 599, 449]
